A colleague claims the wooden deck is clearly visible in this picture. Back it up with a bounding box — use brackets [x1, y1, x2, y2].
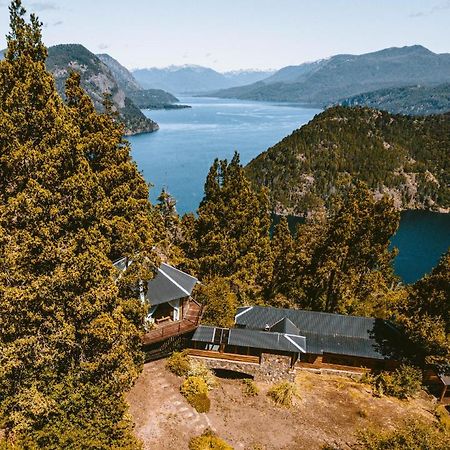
[142, 299, 203, 346]
[187, 348, 260, 364]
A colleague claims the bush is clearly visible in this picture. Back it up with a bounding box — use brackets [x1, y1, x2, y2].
[189, 393, 211, 414]
[435, 405, 450, 431]
[181, 376, 210, 413]
[188, 360, 218, 390]
[373, 365, 422, 399]
[166, 350, 191, 377]
[241, 379, 259, 397]
[356, 420, 450, 449]
[267, 381, 298, 407]
[189, 428, 233, 450]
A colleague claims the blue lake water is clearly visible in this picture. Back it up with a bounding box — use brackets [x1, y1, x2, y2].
[128, 97, 322, 213]
[128, 97, 450, 283]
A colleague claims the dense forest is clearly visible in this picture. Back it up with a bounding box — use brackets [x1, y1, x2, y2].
[0, 2, 448, 448]
[339, 83, 450, 116]
[246, 106, 450, 215]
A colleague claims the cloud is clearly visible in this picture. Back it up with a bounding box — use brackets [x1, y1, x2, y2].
[409, 0, 450, 18]
[98, 43, 109, 50]
[52, 20, 63, 26]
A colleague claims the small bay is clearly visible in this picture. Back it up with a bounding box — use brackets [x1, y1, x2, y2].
[128, 97, 450, 283]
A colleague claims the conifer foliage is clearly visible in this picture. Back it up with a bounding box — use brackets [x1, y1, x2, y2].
[192, 152, 272, 302]
[270, 183, 401, 316]
[0, 2, 156, 447]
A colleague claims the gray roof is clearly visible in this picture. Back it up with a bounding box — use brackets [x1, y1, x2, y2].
[235, 306, 399, 360]
[192, 325, 306, 353]
[270, 317, 300, 335]
[113, 259, 198, 306]
[145, 263, 197, 305]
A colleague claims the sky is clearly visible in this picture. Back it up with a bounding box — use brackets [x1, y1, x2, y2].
[0, 0, 449, 72]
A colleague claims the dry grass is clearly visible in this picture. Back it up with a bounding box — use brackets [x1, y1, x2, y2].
[128, 360, 438, 450]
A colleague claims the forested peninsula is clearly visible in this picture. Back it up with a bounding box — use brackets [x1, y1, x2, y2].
[246, 106, 450, 216]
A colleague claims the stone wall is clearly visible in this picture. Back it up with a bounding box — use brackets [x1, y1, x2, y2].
[189, 352, 295, 383]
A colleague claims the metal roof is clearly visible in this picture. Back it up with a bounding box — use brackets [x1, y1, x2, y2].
[234, 306, 399, 360]
[192, 325, 216, 343]
[192, 325, 306, 353]
[270, 317, 300, 335]
[235, 306, 379, 338]
[113, 259, 198, 306]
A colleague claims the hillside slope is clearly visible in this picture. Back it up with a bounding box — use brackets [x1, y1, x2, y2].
[338, 83, 450, 116]
[46, 44, 158, 135]
[96, 53, 185, 109]
[246, 106, 450, 215]
[212, 46, 450, 107]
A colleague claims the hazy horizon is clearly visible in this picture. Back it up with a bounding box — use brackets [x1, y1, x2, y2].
[0, 0, 449, 72]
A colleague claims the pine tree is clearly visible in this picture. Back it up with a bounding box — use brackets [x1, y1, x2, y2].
[194, 152, 272, 302]
[267, 217, 296, 307]
[151, 188, 185, 265]
[275, 182, 401, 316]
[0, 2, 155, 447]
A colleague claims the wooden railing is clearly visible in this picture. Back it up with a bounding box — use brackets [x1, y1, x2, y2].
[142, 300, 203, 346]
[187, 348, 260, 364]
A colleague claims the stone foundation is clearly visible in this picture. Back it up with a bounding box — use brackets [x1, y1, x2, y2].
[189, 352, 295, 383]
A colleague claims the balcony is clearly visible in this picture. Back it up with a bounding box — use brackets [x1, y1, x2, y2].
[142, 298, 203, 346]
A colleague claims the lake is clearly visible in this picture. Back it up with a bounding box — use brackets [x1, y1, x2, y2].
[128, 97, 322, 213]
[128, 97, 450, 283]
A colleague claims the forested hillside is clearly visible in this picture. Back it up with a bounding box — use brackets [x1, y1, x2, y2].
[339, 83, 450, 116]
[46, 44, 159, 135]
[246, 106, 450, 215]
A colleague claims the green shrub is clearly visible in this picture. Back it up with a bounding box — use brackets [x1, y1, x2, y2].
[166, 350, 191, 376]
[188, 360, 218, 390]
[241, 379, 259, 397]
[373, 365, 422, 399]
[356, 420, 450, 449]
[181, 376, 210, 413]
[267, 381, 298, 407]
[189, 428, 233, 450]
[189, 393, 211, 414]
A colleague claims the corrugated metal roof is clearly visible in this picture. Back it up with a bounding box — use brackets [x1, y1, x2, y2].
[192, 326, 216, 342]
[229, 328, 306, 353]
[235, 306, 398, 360]
[270, 317, 300, 335]
[113, 259, 198, 306]
[192, 325, 306, 353]
[146, 264, 198, 305]
[235, 306, 380, 338]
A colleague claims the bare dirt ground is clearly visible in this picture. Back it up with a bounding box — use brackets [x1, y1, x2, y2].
[128, 359, 438, 450]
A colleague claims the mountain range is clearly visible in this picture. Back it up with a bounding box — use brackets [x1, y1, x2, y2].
[210, 46, 450, 114]
[132, 65, 274, 94]
[246, 106, 450, 216]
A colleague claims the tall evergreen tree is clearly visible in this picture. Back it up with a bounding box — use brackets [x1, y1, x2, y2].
[267, 217, 296, 307]
[273, 182, 401, 316]
[0, 2, 155, 447]
[194, 152, 272, 302]
[150, 188, 185, 265]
